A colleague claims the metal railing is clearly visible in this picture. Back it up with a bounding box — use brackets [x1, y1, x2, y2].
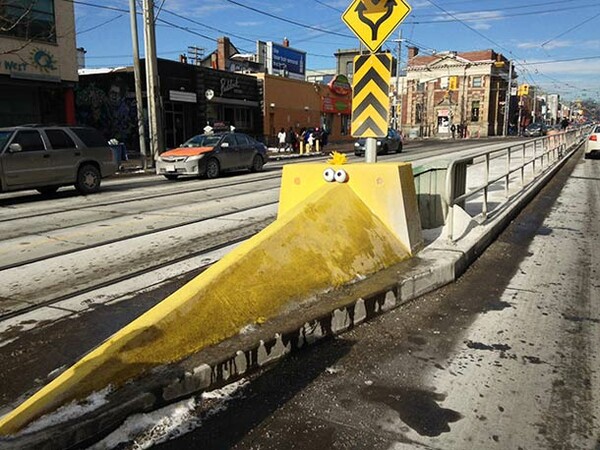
[444, 126, 592, 241]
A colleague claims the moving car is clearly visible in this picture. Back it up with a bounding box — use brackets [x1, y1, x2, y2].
[156, 132, 268, 180]
[523, 122, 548, 137]
[585, 125, 600, 159]
[0, 125, 118, 195]
[354, 128, 403, 156]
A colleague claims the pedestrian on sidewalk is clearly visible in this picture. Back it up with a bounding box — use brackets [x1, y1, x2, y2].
[456, 123, 462, 139]
[299, 128, 307, 154]
[277, 128, 286, 152]
[450, 123, 456, 139]
[285, 127, 294, 152]
[307, 130, 314, 153]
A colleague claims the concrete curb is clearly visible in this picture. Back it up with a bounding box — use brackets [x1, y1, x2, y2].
[0, 140, 585, 449]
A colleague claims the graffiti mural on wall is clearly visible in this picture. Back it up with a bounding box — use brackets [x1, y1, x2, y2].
[76, 76, 141, 152]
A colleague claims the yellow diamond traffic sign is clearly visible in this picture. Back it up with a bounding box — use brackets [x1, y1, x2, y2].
[342, 0, 411, 53]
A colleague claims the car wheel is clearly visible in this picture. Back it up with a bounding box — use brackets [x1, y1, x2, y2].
[382, 145, 388, 155]
[205, 158, 220, 179]
[250, 155, 264, 172]
[164, 174, 179, 180]
[37, 186, 59, 196]
[75, 164, 101, 194]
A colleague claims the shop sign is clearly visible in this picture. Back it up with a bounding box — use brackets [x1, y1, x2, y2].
[169, 90, 197, 103]
[1, 47, 58, 74]
[322, 96, 351, 114]
[328, 74, 351, 96]
[220, 77, 241, 96]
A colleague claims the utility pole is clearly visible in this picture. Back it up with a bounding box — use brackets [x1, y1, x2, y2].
[517, 94, 523, 136]
[502, 60, 513, 136]
[129, 0, 148, 170]
[142, 0, 163, 165]
[532, 89, 537, 123]
[394, 30, 403, 135]
[187, 46, 205, 66]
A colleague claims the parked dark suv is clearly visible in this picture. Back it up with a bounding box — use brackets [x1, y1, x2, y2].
[0, 125, 118, 195]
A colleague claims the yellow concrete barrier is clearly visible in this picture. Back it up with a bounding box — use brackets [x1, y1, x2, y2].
[0, 160, 422, 435]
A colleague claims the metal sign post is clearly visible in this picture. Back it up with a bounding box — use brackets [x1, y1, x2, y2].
[365, 137, 377, 163]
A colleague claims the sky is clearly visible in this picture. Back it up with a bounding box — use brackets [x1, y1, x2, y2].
[73, 0, 600, 101]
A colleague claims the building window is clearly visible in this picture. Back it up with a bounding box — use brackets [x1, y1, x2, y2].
[471, 100, 480, 122]
[416, 82, 425, 92]
[472, 76, 482, 88]
[0, 0, 56, 43]
[415, 104, 423, 123]
[345, 61, 353, 80]
[341, 114, 350, 135]
[440, 77, 449, 89]
[234, 107, 253, 130]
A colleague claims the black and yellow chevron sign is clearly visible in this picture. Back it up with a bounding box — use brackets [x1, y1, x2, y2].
[351, 53, 391, 138]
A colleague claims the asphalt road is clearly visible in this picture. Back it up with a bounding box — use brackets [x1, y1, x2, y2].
[151, 150, 600, 449]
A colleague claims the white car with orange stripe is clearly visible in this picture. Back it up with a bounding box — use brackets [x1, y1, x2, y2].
[156, 132, 268, 180]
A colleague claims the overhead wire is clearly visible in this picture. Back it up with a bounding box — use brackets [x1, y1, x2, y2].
[423, 0, 549, 92]
[541, 10, 600, 47]
[67, 0, 597, 95]
[76, 14, 124, 35]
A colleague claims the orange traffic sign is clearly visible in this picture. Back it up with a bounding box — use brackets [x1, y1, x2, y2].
[342, 0, 411, 53]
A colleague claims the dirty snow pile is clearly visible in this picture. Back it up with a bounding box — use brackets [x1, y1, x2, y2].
[90, 379, 248, 449]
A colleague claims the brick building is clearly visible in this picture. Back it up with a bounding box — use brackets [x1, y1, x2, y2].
[257, 73, 352, 146]
[401, 48, 514, 138]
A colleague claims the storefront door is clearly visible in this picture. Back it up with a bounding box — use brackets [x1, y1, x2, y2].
[164, 102, 186, 149]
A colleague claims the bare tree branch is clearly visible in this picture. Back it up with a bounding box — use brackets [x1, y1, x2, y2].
[0, 0, 37, 33]
[0, 0, 56, 57]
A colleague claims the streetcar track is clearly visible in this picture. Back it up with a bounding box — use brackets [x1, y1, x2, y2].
[0, 199, 279, 271]
[0, 233, 256, 322]
[0, 144, 487, 222]
[0, 143, 515, 223]
[0, 184, 281, 241]
[0, 171, 283, 223]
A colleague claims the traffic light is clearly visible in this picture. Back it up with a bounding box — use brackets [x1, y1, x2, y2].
[518, 84, 529, 96]
[449, 76, 458, 91]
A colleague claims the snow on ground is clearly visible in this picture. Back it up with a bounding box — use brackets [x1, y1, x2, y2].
[89, 379, 249, 450]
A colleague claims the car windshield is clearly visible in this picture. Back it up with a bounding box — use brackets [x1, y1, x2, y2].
[0, 131, 13, 151]
[181, 134, 222, 148]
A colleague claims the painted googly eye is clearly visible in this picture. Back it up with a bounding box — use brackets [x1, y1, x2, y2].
[323, 168, 335, 182]
[334, 169, 348, 183]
